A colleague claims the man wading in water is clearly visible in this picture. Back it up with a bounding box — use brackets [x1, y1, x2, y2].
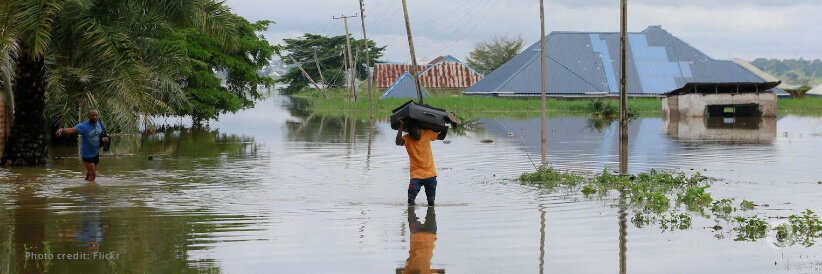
[396, 120, 447, 206]
[55, 109, 109, 182]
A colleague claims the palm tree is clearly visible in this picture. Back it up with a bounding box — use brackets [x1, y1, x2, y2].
[0, 0, 238, 166]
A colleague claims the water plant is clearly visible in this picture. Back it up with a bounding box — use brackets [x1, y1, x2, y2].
[519, 167, 585, 188]
[733, 216, 769, 241]
[677, 185, 713, 212]
[740, 199, 756, 210]
[787, 210, 822, 247]
[518, 166, 822, 246]
[710, 199, 737, 221]
[581, 184, 597, 195]
[730, 210, 822, 246]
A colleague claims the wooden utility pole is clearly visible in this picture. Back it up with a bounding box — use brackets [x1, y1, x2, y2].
[289, 56, 327, 99]
[619, 0, 629, 175]
[354, 46, 360, 101]
[313, 50, 327, 95]
[334, 14, 358, 101]
[539, 0, 547, 168]
[401, 0, 424, 104]
[359, 0, 375, 119]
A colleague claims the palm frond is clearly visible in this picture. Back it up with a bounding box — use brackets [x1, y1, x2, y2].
[18, 0, 63, 59]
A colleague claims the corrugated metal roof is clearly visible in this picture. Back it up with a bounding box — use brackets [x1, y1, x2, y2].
[380, 72, 431, 99]
[418, 55, 483, 89]
[374, 64, 427, 88]
[665, 82, 782, 96]
[374, 55, 483, 89]
[465, 26, 786, 97]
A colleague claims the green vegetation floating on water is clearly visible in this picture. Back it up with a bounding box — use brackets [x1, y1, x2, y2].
[519, 167, 584, 188]
[519, 167, 822, 246]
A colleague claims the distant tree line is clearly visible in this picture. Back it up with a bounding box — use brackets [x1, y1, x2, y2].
[751, 58, 822, 87]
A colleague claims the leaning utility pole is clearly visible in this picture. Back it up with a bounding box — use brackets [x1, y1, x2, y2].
[289, 56, 327, 99]
[539, 0, 547, 168]
[353, 46, 361, 102]
[401, 0, 424, 104]
[313, 50, 327, 95]
[619, 0, 629, 175]
[334, 14, 358, 101]
[359, 0, 375, 119]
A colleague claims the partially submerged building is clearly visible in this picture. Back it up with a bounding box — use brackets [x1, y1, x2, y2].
[464, 26, 788, 98]
[662, 82, 780, 118]
[374, 55, 483, 90]
[663, 115, 776, 144]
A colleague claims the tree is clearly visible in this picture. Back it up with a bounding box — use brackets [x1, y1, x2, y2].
[277, 33, 385, 95]
[751, 58, 822, 86]
[1, 0, 238, 166]
[171, 16, 277, 124]
[466, 35, 524, 75]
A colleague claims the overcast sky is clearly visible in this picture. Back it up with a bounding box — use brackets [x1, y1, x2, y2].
[224, 0, 820, 63]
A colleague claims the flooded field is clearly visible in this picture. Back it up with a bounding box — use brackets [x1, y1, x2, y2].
[1, 93, 821, 273]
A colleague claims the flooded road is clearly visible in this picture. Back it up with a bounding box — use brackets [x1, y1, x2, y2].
[1, 93, 821, 273]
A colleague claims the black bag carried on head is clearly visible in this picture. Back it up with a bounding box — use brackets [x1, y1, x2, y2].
[99, 121, 111, 151]
[390, 100, 458, 132]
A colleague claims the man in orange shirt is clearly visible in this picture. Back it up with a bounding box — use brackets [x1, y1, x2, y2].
[396, 120, 447, 206]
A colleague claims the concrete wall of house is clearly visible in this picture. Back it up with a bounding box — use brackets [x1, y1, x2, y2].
[663, 115, 776, 144]
[664, 93, 777, 117]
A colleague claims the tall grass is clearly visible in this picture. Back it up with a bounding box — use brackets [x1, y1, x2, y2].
[292, 88, 663, 118]
[778, 97, 822, 113]
[292, 88, 822, 118]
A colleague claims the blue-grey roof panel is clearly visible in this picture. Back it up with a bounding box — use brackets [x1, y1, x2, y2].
[465, 26, 781, 96]
[380, 72, 430, 99]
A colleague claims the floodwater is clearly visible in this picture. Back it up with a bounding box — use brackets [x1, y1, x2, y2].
[1, 92, 821, 273]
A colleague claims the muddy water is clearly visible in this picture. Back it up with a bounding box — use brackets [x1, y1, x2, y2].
[1, 94, 821, 273]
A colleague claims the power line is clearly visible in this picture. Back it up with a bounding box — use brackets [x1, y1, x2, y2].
[367, 0, 398, 24]
[412, 0, 476, 27]
[419, 0, 500, 56]
[416, 0, 493, 39]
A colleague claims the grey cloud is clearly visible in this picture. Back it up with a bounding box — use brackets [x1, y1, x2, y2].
[227, 0, 821, 62]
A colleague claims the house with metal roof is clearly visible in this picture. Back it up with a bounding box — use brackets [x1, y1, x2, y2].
[464, 26, 788, 98]
[374, 55, 483, 89]
[380, 72, 431, 99]
[662, 82, 779, 118]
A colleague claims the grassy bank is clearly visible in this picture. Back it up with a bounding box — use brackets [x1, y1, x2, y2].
[292, 88, 662, 118]
[291, 88, 822, 118]
[778, 97, 822, 114]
